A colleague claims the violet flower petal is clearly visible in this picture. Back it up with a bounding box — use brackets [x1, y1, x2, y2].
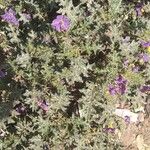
[135, 3, 143, 16]
[140, 85, 150, 93]
[103, 128, 115, 133]
[141, 41, 150, 48]
[108, 85, 117, 96]
[138, 53, 150, 63]
[124, 116, 130, 124]
[0, 70, 7, 78]
[51, 15, 70, 32]
[1, 8, 19, 26]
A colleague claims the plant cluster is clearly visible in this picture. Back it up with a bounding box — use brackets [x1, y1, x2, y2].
[0, 0, 150, 149]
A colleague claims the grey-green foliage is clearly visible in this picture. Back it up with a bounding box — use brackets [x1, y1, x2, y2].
[0, 0, 149, 149]
[108, 0, 123, 16]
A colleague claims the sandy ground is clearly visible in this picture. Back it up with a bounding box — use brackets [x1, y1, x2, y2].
[120, 118, 150, 150]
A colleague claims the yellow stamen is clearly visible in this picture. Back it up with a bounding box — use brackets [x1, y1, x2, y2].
[108, 121, 114, 128]
[147, 46, 150, 53]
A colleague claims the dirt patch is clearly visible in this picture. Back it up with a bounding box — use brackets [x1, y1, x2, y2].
[120, 118, 150, 150]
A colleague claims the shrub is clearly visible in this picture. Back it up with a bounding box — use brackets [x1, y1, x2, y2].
[0, 0, 149, 149]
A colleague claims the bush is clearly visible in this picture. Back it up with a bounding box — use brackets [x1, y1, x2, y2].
[0, 0, 149, 149]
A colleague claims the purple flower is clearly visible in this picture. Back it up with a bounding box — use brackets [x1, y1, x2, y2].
[135, 3, 143, 16]
[141, 41, 150, 48]
[16, 105, 26, 115]
[109, 75, 127, 95]
[37, 100, 48, 112]
[138, 53, 150, 63]
[51, 15, 70, 32]
[140, 85, 150, 93]
[115, 75, 127, 95]
[115, 75, 127, 85]
[116, 84, 126, 95]
[0, 69, 7, 78]
[103, 127, 115, 133]
[124, 116, 130, 124]
[108, 85, 117, 96]
[1, 8, 19, 26]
